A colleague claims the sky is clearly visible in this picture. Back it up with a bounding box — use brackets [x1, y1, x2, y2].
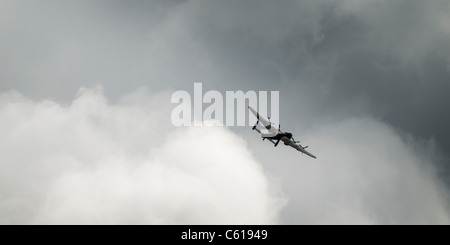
[1, 0, 450, 224]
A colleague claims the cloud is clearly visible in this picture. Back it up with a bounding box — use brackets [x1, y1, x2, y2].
[336, 0, 450, 63]
[0, 87, 448, 224]
[0, 87, 284, 224]
[1, 0, 450, 225]
[276, 117, 450, 224]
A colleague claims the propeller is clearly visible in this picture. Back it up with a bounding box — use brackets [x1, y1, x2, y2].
[274, 139, 280, 147]
[292, 137, 300, 144]
[252, 120, 258, 130]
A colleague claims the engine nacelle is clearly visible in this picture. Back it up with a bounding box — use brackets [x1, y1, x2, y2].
[261, 132, 277, 138]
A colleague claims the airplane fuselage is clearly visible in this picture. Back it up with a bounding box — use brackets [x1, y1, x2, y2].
[263, 132, 292, 141]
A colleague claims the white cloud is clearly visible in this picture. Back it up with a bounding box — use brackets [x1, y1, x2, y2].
[0, 87, 284, 224]
[0, 87, 448, 224]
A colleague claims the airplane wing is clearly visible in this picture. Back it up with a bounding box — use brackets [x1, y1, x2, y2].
[252, 127, 277, 145]
[284, 138, 317, 159]
[248, 106, 272, 130]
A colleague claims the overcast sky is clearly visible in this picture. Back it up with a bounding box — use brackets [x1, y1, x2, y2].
[1, 0, 450, 224]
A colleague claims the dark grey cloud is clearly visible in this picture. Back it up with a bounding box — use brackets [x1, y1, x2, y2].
[0, 0, 181, 100]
